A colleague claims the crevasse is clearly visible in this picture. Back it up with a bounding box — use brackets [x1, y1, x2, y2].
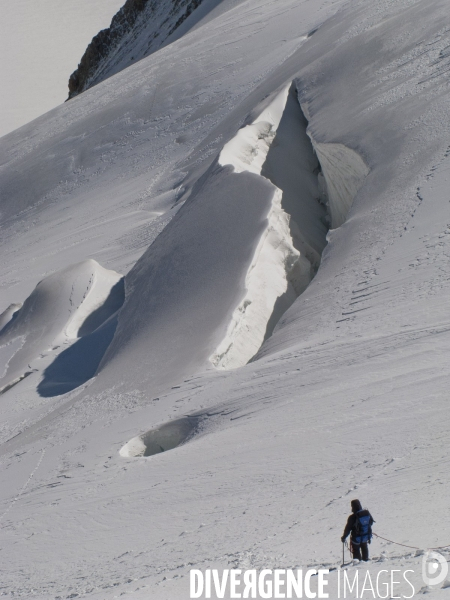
[210, 82, 370, 370]
[211, 84, 316, 369]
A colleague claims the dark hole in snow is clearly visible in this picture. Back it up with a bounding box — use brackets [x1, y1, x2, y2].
[307, 27, 319, 38]
[119, 416, 201, 458]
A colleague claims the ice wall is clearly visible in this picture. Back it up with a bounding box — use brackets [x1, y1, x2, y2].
[210, 188, 311, 369]
[306, 135, 370, 229]
[211, 85, 327, 369]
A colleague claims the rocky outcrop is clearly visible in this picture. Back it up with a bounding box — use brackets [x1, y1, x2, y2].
[68, 0, 204, 99]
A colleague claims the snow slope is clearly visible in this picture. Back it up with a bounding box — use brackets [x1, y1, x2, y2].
[0, 0, 124, 138]
[68, 0, 245, 99]
[1, 0, 450, 598]
[67, 0, 204, 98]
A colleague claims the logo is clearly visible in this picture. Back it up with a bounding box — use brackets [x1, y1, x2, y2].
[422, 551, 449, 587]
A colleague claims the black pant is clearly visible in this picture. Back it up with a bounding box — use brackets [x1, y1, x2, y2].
[351, 541, 369, 561]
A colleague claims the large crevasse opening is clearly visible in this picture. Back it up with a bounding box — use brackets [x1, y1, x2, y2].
[119, 417, 200, 458]
[210, 82, 369, 370]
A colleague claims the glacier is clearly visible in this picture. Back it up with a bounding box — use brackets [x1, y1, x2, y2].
[1, 0, 450, 598]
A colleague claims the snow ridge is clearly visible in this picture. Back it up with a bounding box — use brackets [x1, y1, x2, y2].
[68, 0, 205, 98]
[211, 187, 311, 369]
[0, 259, 123, 395]
[218, 85, 290, 175]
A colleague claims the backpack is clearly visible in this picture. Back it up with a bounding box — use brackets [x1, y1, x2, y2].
[353, 511, 373, 544]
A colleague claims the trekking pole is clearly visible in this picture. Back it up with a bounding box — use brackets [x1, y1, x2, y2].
[342, 542, 345, 567]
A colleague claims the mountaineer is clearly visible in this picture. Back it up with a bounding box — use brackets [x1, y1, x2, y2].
[341, 499, 374, 561]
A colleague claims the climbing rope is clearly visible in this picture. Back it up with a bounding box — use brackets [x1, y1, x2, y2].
[344, 539, 352, 562]
[373, 533, 450, 552]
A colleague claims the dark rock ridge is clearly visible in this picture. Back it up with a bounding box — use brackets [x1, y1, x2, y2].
[68, 0, 204, 99]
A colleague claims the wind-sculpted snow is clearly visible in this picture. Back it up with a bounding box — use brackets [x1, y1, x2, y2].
[0, 259, 123, 395]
